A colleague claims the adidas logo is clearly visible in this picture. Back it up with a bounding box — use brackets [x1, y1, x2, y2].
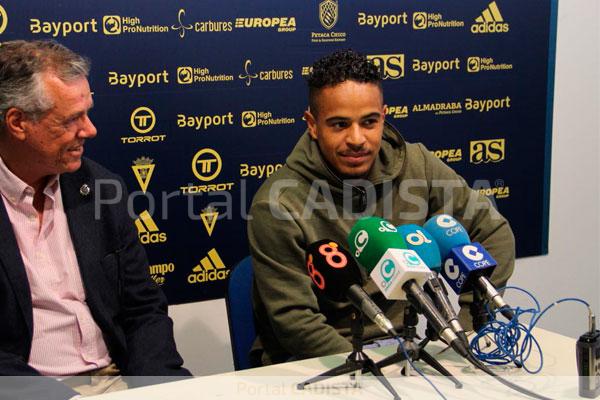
[187, 248, 230, 283]
[135, 210, 167, 244]
[471, 1, 509, 34]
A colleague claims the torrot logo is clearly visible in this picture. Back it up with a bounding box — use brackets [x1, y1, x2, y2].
[472, 1, 509, 34]
[131, 157, 155, 193]
[191, 148, 222, 181]
[354, 230, 369, 257]
[0, 5, 8, 34]
[444, 258, 460, 280]
[367, 54, 404, 80]
[436, 215, 457, 229]
[319, 0, 338, 30]
[462, 245, 484, 261]
[412, 12, 427, 29]
[103, 15, 121, 35]
[405, 230, 432, 246]
[188, 248, 230, 284]
[470, 139, 505, 164]
[135, 210, 167, 244]
[130, 106, 156, 134]
[177, 67, 194, 84]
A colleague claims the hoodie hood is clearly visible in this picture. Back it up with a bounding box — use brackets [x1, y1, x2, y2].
[285, 120, 407, 191]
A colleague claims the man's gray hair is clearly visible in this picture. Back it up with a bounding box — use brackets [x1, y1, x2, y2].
[0, 40, 90, 124]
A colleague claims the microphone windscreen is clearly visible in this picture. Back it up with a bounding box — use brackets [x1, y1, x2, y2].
[423, 214, 470, 258]
[397, 224, 442, 272]
[347, 217, 406, 273]
[306, 239, 362, 302]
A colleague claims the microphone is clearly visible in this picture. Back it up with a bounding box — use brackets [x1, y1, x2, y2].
[423, 214, 514, 321]
[348, 218, 469, 358]
[397, 224, 469, 345]
[305, 239, 398, 337]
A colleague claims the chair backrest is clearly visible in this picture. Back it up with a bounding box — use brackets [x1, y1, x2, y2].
[225, 256, 257, 370]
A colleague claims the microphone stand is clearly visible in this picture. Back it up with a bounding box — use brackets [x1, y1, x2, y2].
[297, 308, 402, 400]
[373, 304, 463, 389]
[470, 288, 490, 332]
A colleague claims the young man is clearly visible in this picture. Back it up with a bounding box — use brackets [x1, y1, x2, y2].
[248, 49, 515, 365]
[0, 40, 190, 399]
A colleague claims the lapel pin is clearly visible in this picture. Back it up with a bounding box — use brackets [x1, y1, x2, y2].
[80, 184, 91, 196]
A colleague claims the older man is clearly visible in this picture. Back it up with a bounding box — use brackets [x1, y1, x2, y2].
[0, 40, 190, 399]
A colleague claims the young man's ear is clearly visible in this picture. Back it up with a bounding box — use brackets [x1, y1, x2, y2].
[4, 108, 29, 141]
[304, 108, 318, 140]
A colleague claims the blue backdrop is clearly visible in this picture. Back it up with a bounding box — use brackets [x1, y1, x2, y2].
[0, 0, 556, 304]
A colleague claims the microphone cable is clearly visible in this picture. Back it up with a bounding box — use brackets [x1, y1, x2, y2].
[470, 285, 592, 374]
[392, 335, 448, 400]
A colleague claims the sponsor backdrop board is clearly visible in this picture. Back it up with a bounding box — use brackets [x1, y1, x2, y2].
[0, 1, 556, 304]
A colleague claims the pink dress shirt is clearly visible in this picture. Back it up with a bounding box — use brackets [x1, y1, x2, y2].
[0, 156, 111, 376]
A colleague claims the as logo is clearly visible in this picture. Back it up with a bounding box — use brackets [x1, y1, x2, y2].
[467, 57, 481, 73]
[470, 139, 505, 164]
[367, 54, 404, 79]
[241, 111, 257, 128]
[0, 5, 8, 34]
[444, 258, 460, 280]
[319, 0, 338, 30]
[188, 249, 230, 283]
[131, 157, 155, 193]
[103, 15, 121, 35]
[131, 106, 156, 134]
[192, 148, 222, 181]
[135, 210, 167, 244]
[472, 1, 509, 34]
[200, 206, 219, 236]
[177, 67, 193, 84]
[413, 12, 427, 29]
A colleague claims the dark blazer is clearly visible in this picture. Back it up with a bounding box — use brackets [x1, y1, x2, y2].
[0, 158, 191, 399]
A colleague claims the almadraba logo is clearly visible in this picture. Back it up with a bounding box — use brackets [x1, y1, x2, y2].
[471, 1, 509, 34]
[0, 5, 8, 34]
[188, 248, 230, 284]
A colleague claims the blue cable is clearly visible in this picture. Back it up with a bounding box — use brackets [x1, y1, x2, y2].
[393, 336, 448, 400]
[470, 285, 590, 374]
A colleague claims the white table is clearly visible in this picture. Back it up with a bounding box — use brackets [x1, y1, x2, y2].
[89, 329, 582, 400]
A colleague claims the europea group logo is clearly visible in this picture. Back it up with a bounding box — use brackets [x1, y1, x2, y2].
[472, 1, 509, 34]
[188, 248, 230, 283]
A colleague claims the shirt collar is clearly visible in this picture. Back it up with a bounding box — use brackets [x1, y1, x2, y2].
[0, 155, 60, 205]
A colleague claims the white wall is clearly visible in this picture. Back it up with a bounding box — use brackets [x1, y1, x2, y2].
[508, 0, 599, 338]
[170, 0, 600, 376]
